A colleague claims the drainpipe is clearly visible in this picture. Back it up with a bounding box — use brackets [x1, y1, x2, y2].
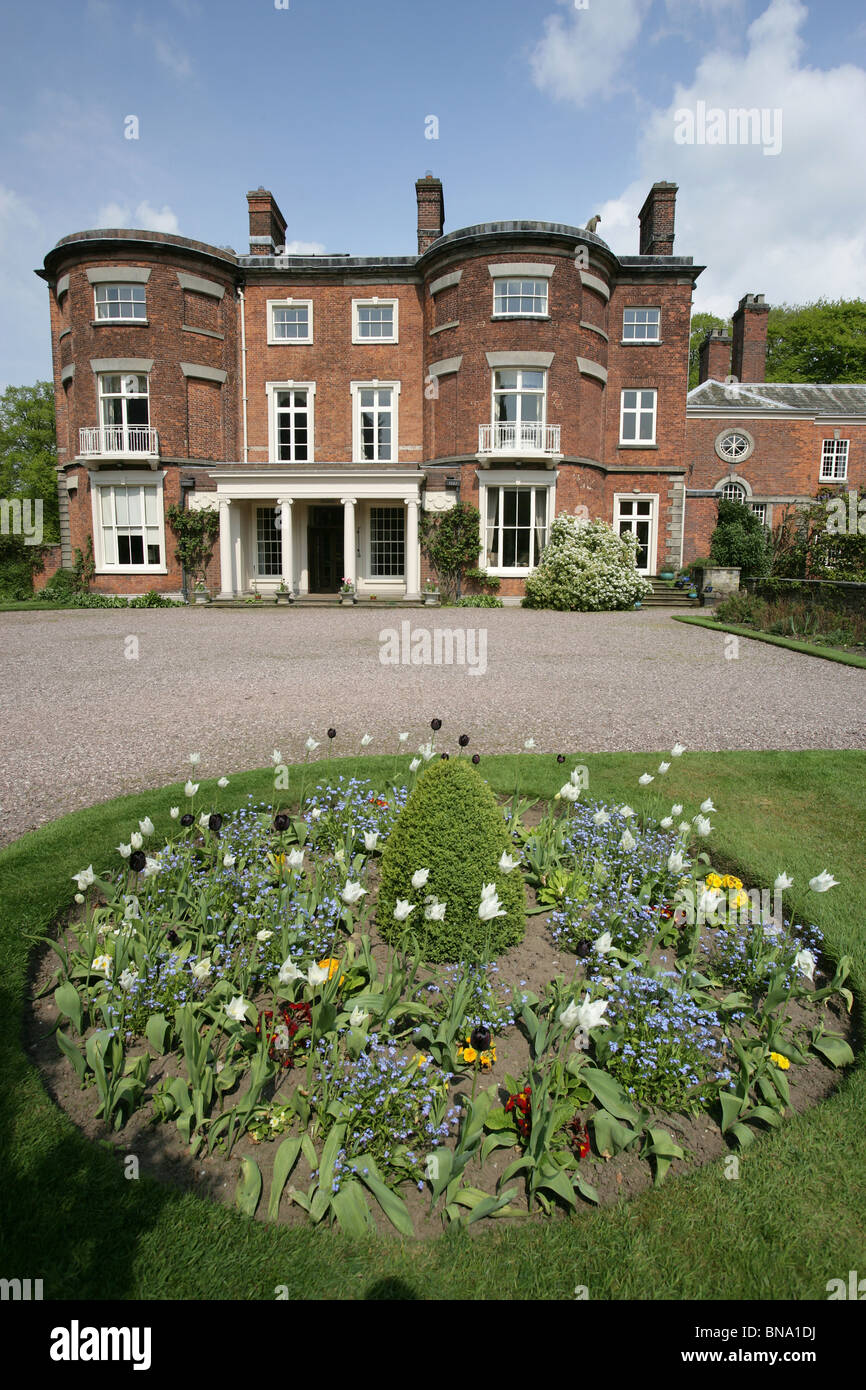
[237, 286, 249, 464]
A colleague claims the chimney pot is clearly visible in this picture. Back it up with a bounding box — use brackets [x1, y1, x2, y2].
[246, 188, 287, 256]
[638, 181, 677, 256]
[416, 174, 444, 254]
[731, 292, 770, 383]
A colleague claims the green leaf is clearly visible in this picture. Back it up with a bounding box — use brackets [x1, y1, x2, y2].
[483, 1105, 516, 1133]
[54, 981, 83, 1035]
[55, 1029, 88, 1083]
[536, 1166, 577, 1210]
[331, 1180, 373, 1238]
[719, 1090, 745, 1132]
[357, 1168, 414, 1237]
[748, 1105, 782, 1128]
[811, 1034, 855, 1068]
[145, 1012, 170, 1054]
[465, 1188, 521, 1224]
[730, 1122, 756, 1149]
[574, 1172, 600, 1205]
[581, 1066, 641, 1123]
[235, 1157, 262, 1217]
[267, 1138, 302, 1220]
[591, 1110, 637, 1157]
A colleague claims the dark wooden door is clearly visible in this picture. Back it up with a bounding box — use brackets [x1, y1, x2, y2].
[308, 507, 344, 592]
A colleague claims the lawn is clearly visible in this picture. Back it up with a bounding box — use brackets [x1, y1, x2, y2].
[0, 750, 863, 1301]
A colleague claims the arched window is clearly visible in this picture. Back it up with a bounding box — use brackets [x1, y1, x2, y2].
[720, 482, 747, 502]
[717, 431, 752, 462]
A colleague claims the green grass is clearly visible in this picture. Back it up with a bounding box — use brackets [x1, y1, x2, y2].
[674, 614, 866, 669]
[1, 751, 864, 1300]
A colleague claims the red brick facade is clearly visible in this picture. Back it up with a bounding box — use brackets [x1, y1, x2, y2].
[36, 178, 863, 599]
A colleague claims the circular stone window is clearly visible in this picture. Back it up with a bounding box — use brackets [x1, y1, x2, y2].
[715, 428, 754, 463]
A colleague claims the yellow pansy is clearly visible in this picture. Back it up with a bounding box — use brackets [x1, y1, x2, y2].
[769, 1051, 790, 1070]
[317, 957, 345, 986]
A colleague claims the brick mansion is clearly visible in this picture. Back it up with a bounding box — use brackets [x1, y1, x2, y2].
[36, 176, 866, 600]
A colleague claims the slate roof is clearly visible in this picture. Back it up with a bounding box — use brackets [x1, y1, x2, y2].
[687, 381, 866, 414]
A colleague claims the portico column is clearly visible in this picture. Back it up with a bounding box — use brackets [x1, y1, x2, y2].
[341, 496, 357, 588]
[217, 498, 233, 599]
[277, 497, 294, 593]
[404, 496, 420, 600]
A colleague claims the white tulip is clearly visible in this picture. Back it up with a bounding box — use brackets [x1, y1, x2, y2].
[394, 900, 416, 921]
[218, 777, 229, 789]
[660, 816, 674, 830]
[278, 958, 303, 984]
[130, 832, 143, 851]
[360, 733, 373, 746]
[223, 854, 236, 869]
[350, 1007, 370, 1028]
[559, 999, 580, 1029]
[592, 809, 611, 826]
[169, 807, 180, 820]
[794, 949, 817, 981]
[139, 817, 154, 836]
[288, 849, 305, 870]
[192, 957, 212, 981]
[310, 807, 322, 820]
[668, 850, 686, 874]
[256, 929, 273, 942]
[412, 868, 430, 889]
[226, 996, 248, 1023]
[638, 774, 654, 786]
[142, 856, 163, 878]
[700, 799, 716, 814]
[398, 732, 409, 743]
[185, 780, 198, 798]
[693, 815, 713, 837]
[119, 967, 138, 991]
[559, 783, 581, 802]
[620, 829, 636, 852]
[72, 861, 94, 895]
[425, 898, 447, 921]
[524, 738, 536, 749]
[671, 743, 686, 757]
[305, 737, 320, 752]
[364, 830, 379, 852]
[117, 843, 132, 859]
[671, 804, 683, 816]
[189, 752, 200, 766]
[306, 963, 330, 987]
[657, 762, 670, 774]
[341, 880, 366, 905]
[808, 871, 839, 893]
[499, 851, 519, 872]
[774, 872, 794, 892]
[199, 813, 211, 829]
[409, 758, 421, 773]
[594, 931, 614, 955]
[575, 992, 609, 1032]
[480, 882, 497, 900]
[620, 805, 635, 819]
[479, 890, 506, 921]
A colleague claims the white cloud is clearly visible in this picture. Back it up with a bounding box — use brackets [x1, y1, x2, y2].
[530, 0, 651, 107]
[280, 240, 327, 255]
[95, 201, 180, 234]
[560, 0, 866, 315]
[132, 21, 193, 79]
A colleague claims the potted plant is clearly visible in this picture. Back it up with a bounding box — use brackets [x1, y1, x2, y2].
[339, 577, 355, 605]
[422, 579, 440, 607]
[193, 581, 210, 605]
[251, 579, 262, 603]
[277, 580, 292, 604]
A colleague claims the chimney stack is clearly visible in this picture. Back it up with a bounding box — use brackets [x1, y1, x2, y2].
[416, 174, 444, 254]
[638, 181, 677, 256]
[247, 187, 287, 255]
[731, 293, 769, 383]
[698, 329, 733, 384]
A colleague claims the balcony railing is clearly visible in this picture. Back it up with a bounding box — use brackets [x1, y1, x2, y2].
[79, 426, 159, 458]
[478, 422, 561, 455]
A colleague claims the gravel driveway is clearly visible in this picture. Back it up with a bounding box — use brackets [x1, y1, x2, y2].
[1, 606, 864, 847]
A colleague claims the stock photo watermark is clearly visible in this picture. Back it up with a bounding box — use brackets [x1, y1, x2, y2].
[379, 622, 488, 676]
[0, 497, 43, 545]
[825, 490, 866, 535]
[674, 102, 783, 157]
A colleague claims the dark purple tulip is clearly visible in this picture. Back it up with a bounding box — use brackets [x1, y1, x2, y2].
[327, 728, 337, 740]
[129, 850, 147, 873]
[575, 939, 592, 959]
[180, 813, 194, 828]
[208, 813, 223, 833]
[166, 930, 179, 946]
[470, 1025, 491, 1051]
[440, 752, 449, 760]
[557, 754, 566, 764]
[458, 734, 470, 748]
[273, 813, 290, 833]
[430, 718, 442, 731]
[471, 753, 480, 765]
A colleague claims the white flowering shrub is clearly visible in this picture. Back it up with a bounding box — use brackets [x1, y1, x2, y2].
[523, 514, 653, 611]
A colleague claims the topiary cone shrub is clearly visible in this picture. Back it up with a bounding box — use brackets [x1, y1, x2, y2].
[377, 759, 525, 962]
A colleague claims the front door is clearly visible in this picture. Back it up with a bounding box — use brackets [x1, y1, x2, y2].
[307, 506, 344, 592]
[615, 495, 657, 575]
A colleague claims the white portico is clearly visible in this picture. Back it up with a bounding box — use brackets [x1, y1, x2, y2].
[209, 468, 424, 599]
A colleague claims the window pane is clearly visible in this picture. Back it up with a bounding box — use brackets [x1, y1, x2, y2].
[115, 490, 128, 526]
[369, 506, 405, 576]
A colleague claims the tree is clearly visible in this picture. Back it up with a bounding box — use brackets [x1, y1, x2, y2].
[769, 490, 866, 580]
[709, 498, 771, 576]
[419, 501, 481, 600]
[688, 311, 731, 389]
[165, 504, 221, 591]
[765, 300, 866, 382]
[0, 381, 59, 598]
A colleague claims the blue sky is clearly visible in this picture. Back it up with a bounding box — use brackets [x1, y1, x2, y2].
[2, 0, 865, 390]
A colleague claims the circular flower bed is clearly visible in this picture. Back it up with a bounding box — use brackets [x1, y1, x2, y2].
[35, 740, 855, 1236]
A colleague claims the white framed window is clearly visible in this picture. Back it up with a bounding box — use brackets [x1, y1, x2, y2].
[623, 307, 660, 341]
[493, 278, 548, 317]
[256, 507, 282, 577]
[492, 368, 546, 433]
[619, 389, 657, 445]
[369, 506, 405, 577]
[483, 484, 551, 573]
[351, 380, 400, 462]
[821, 439, 849, 480]
[268, 299, 313, 344]
[98, 373, 151, 452]
[352, 298, 398, 343]
[91, 472, 166, 573]
[716, 429, 754, 463]
[94, 284, 147, 321]
[719, 481, 747, 502]
[266, 382, 315, 463]
[750, 502, 767, 525]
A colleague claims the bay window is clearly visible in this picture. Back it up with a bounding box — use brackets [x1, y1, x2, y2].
[484, 485, 549, 571]
[92, 473, 166, 572]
